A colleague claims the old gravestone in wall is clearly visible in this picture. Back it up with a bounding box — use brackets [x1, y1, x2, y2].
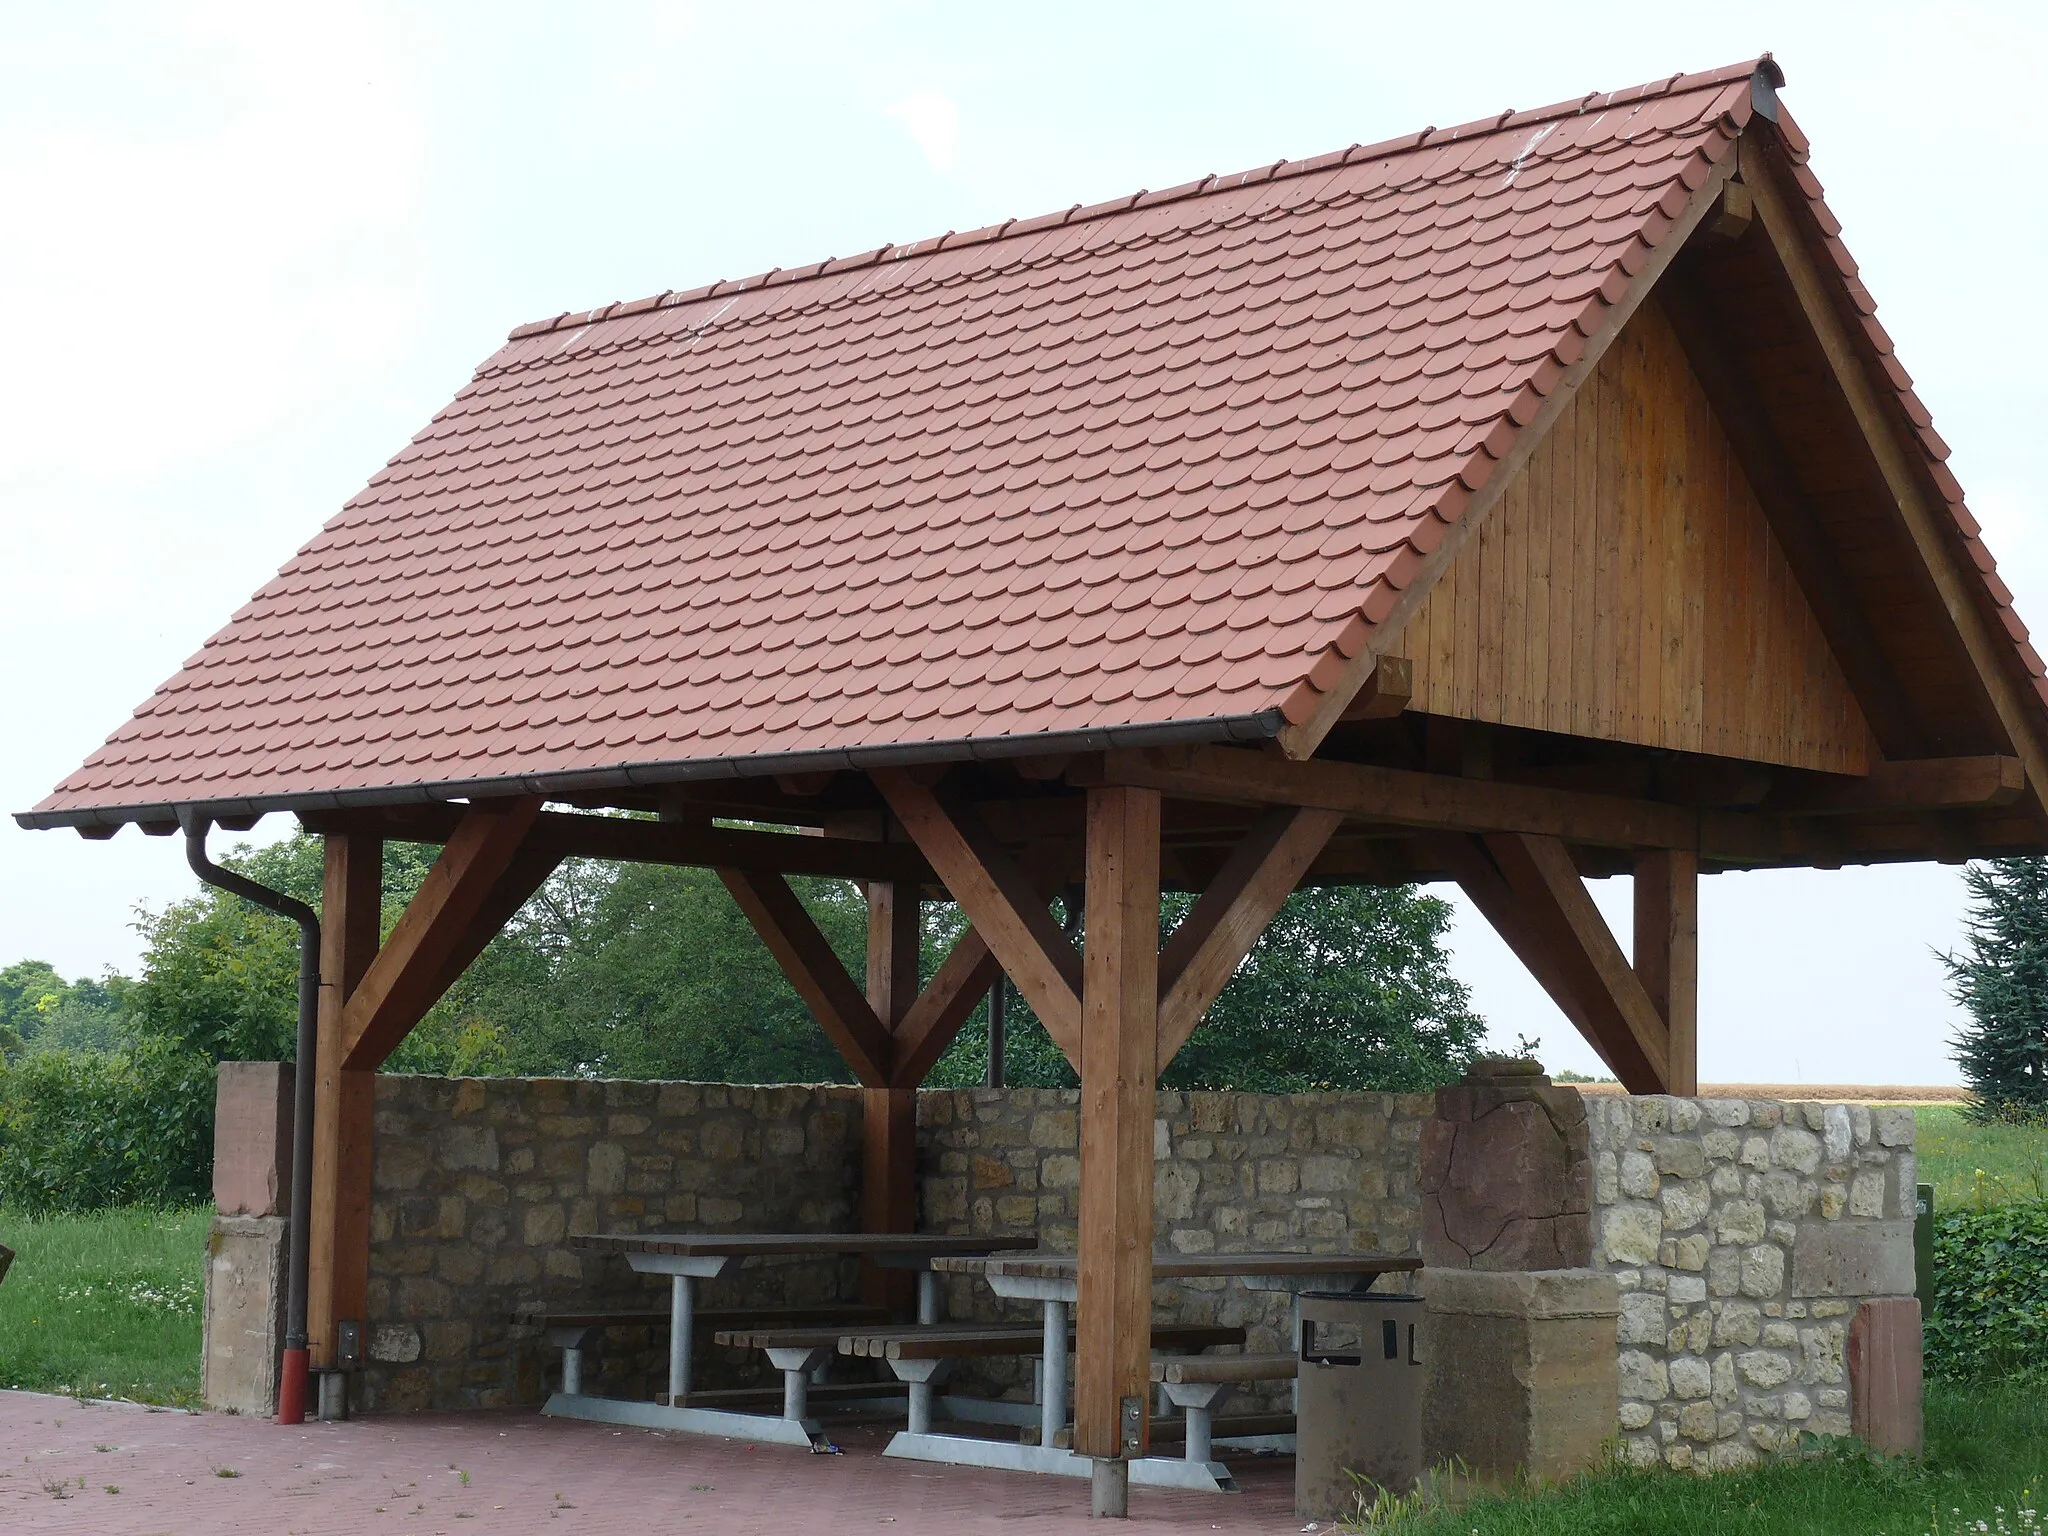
[1421, 1057, 1593, 1269]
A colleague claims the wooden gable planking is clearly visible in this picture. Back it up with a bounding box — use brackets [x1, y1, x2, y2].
[1393, 297, 1870, 775]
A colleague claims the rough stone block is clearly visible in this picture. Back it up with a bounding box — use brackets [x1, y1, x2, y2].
[1790, 1221, 1914, 1298]
[1421, 1268, 1619, 1486]
[202, 1214, 286, 1416]
[212, 1062, 294, 1218]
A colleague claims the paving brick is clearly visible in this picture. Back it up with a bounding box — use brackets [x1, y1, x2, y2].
[0, 1390, 1298, 1533]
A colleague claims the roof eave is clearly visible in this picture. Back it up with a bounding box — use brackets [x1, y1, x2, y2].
[15, 709, 1287, 834]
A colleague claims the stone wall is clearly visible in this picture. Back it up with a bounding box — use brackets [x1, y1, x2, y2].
[361, 1078, 864, 1412]
[916, 1088, 1433, 1409]
[1587, 1095, 1918, 1471]
[358, 1078, 1432, 1414]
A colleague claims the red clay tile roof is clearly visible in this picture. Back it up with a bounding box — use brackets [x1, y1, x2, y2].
[26, 57, 2040, 829]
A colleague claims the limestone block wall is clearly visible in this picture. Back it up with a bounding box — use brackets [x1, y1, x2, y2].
[358, 1079, 1431, 1414]
[917, 1088, 1433, 1408]
[361, 1078, 864, 1412]
[1587, 1095, 1918, 1471]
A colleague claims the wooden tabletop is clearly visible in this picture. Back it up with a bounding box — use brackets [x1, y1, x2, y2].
[570, 1232, 1023, 1259]
[928, 1249, 1422, 1280]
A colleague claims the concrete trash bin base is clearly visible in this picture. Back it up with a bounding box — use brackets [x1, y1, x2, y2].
[1294, 1291, 1424, 1519]
[1419, 1268, 1619, 1487]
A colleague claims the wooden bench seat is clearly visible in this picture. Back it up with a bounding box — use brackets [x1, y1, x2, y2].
[523, 1302, 890, 1333]
[1147, 1350, 1297, 1465]
[1150, 1351, 1296, 1385]
[530, 1303, 890, 1398]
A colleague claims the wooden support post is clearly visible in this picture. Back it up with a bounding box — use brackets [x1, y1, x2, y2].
[1634, 849, 1699, 1096]
[307, 832, 381, 1370]
[1073, 785, 1161, 1483]
[863, 882, 920, 1312]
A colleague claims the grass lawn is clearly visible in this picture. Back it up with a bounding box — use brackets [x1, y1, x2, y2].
[0, 1204, 210, 1406]
[1388, 1378, 2045, 1535]
[1915, 1107, 2048, 1209]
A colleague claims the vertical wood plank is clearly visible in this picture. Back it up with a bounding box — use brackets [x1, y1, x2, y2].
[1073, 785, 1161, 1465]
[307, 833, 382, 1369]
[1634, 849, 1699, 1096]
[863, 882, 921, 1312]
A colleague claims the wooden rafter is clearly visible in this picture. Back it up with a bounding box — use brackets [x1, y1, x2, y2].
[873, 770, 1083, 1063]
[1155, 805, 1343, 1069]
[340, 798, 542, 1070]
[1742, 136, 2048, 822]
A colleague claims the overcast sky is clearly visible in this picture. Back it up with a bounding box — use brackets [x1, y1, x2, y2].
[4, 1, 2043, 1084]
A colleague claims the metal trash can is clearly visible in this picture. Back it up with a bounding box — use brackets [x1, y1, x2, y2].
[1295, 1290, 1424, 1519]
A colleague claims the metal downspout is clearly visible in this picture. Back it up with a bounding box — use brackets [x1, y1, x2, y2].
[182, 818, 321, 1426]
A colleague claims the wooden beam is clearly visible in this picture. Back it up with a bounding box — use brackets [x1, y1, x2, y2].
[1424, 832, 1606, 1061]
[1155, 806, 1343, 1069]
[1743, 134, 2048, 820]
[1766, 756, 2025, 815]
[1085, 744, 1698, 851]
[307, 832, 381, 1370]
[862, 881, 921, 1313]
[1634, 849, 1699, 1096]
[889, 927, 1003, 1089]
[423, 845, 563, 1011]
[300, 804, 931, 883]
[339, 799, 542, 1070]
[719, 869, 893, 1086]
[873, 770, 1083, 1064]
[1486, 833, 1671, 1093]
[1073, 784, 1160, 1468]
[1274, 145, 1738, 759]
[1339, 654, 1413, 721]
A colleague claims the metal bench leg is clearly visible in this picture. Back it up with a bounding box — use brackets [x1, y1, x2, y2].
[764, 1346, 832, 1422]
[888, 1358, 953, 1435]
[666, 1274, 695, 1406]
[543, 1325, 605, 1398]
[1160, 1381, 1233, 1464]
[1040, 1299, 1068, 1451]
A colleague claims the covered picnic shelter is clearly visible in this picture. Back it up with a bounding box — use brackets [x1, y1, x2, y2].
[21, 55, 2048, 1511]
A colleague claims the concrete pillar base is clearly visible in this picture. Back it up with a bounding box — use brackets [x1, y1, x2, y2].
[201, 1215, 287, 1417]
[1090, 1458, 1128, 1517]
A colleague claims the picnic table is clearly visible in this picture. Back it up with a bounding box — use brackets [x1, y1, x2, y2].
[912, 1249, 1423, 1491]
[548, 1232, 1019, 1446]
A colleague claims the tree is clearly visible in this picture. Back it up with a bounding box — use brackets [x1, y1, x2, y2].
[922, 884, 1484, 1093]
[1943, 857, 2048, 1124]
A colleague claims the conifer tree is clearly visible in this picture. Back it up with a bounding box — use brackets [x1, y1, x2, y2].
[1942, 857, 2048, 1123]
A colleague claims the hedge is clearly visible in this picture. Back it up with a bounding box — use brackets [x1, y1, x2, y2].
[0, 1042, 215, 1215]
[1925, 1198, 2048, 1381]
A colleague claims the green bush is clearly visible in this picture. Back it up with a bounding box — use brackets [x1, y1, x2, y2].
[0, 1042, 214, 1215]
[1925, 1197, 2048, 1381]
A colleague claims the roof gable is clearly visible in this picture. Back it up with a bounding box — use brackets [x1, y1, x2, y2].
[27, 56, 2041, 831]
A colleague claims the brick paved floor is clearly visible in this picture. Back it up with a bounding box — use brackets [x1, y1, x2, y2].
[0, 1391, 1319, 1534]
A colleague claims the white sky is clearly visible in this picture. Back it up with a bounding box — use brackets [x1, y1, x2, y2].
[4, 1, 2043, 1085]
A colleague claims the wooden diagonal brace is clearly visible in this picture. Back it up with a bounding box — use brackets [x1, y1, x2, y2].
[1154, 805, 1343, 1070]
[1430, 832, 1673, 1092]
[889, 927, 1004, 1088]
[873, 770, 1082, 1064]
[720, 869, 895, 1086]
[341, 798, 543, 1069]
